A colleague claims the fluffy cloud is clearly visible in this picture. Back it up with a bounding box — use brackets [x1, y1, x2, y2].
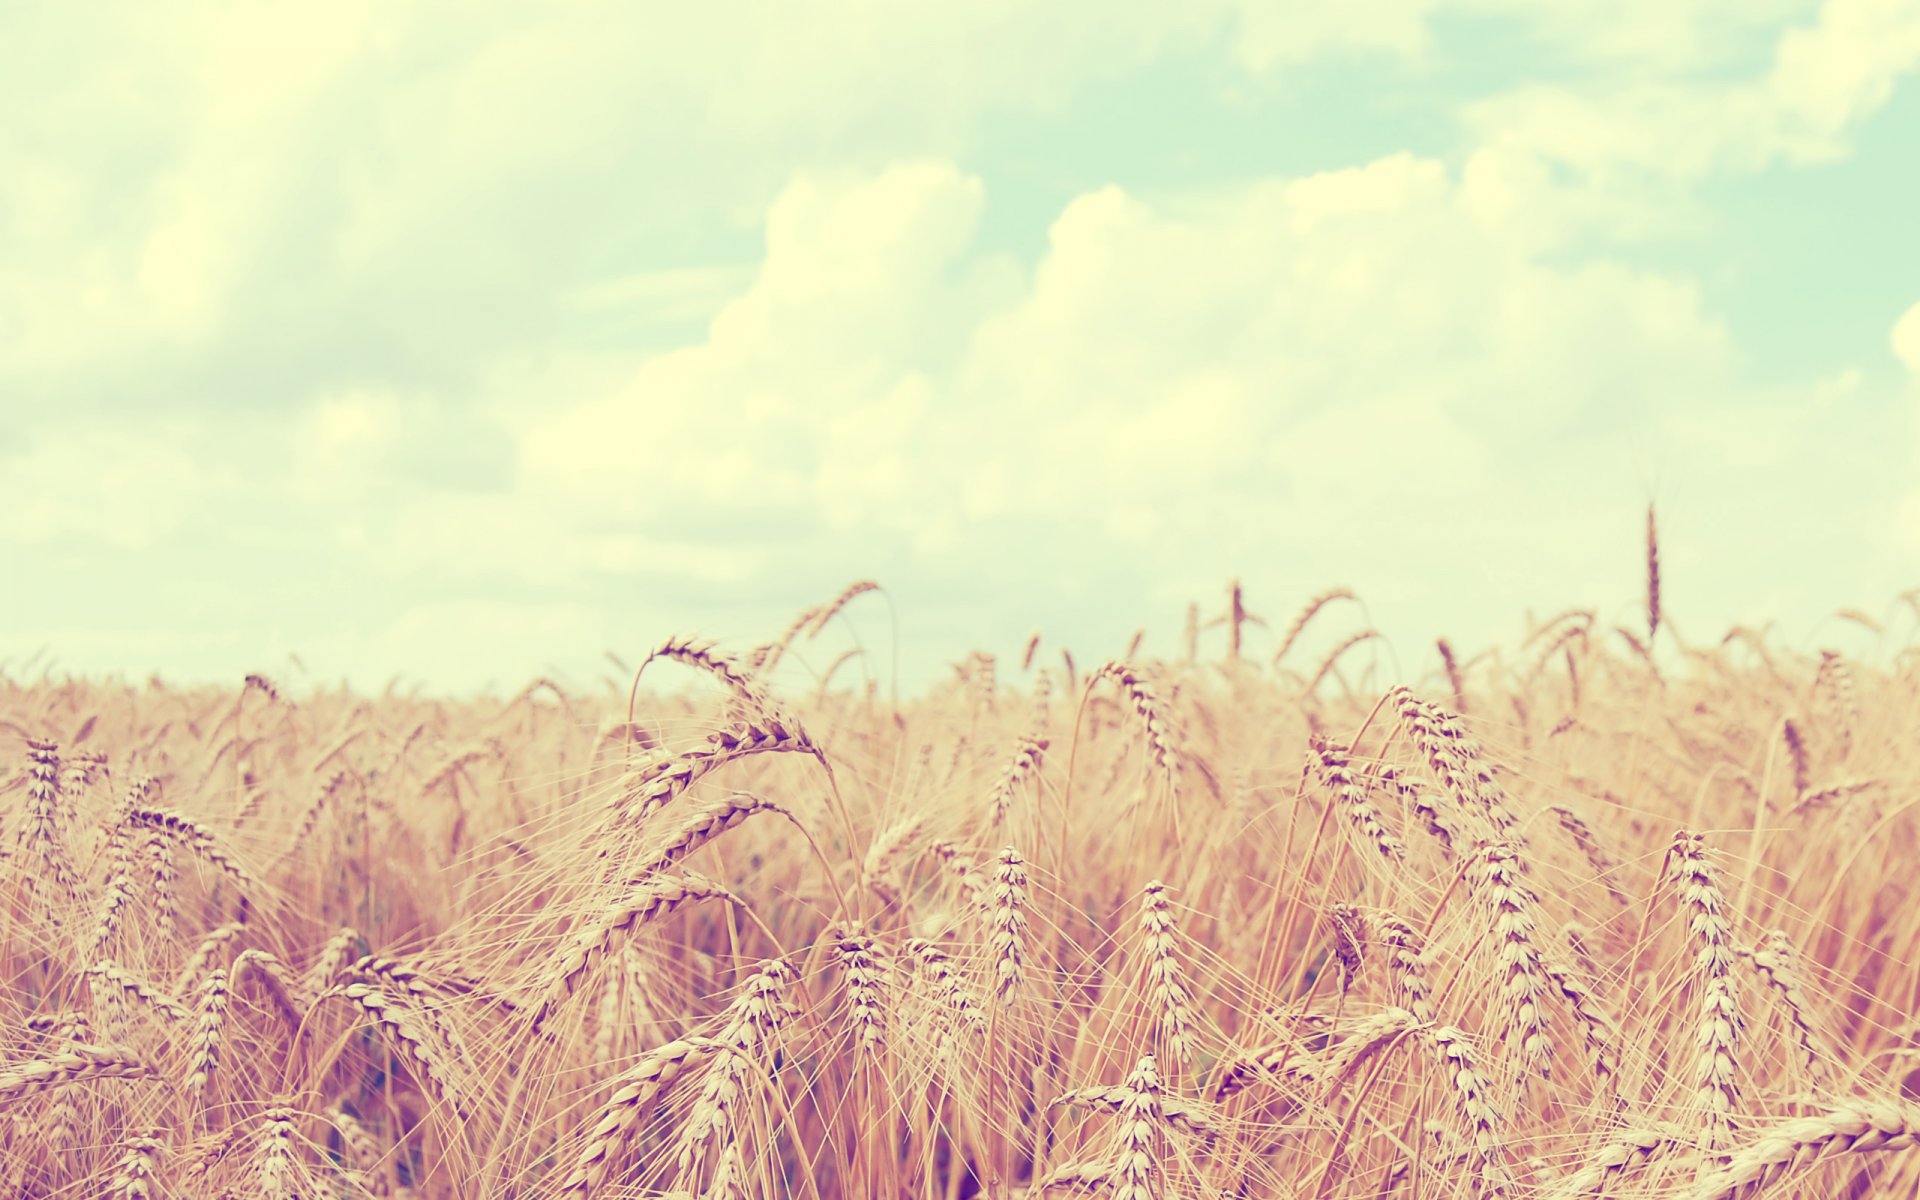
[504, 155, 1808, 665]
[1894, 301, 1920, 376]
[1463, 0, 1920, 181]
[5, 1, 1913, 690]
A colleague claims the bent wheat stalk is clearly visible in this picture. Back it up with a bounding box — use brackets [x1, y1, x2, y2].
[1689, 1101, 1920, 1200]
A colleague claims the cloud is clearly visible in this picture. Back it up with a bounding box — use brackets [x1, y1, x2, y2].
[496, 155, 1780, 667]
[6, 2, 1914, 689]
[1894, 301, 1920, 375]
[0, 423, 241, 549]
[1463, 0, 1920, 181]
[1227, 0, 1808, 69]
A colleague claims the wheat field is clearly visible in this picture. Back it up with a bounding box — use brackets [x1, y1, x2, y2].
[4, 577, 1919, 1199]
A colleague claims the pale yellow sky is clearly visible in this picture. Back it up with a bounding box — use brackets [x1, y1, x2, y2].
[3, 1, 1918, 691]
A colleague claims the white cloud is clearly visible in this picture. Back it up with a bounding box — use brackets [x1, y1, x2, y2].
[1770, 0, 1920, 132]
[503, 154, 1747, 645]
[520, 161, 1004, 521]
[1893, 301, 1920, 375]
[1464, 0, 1920, 180]
[6, 2, 1914, 688]
[0, 424, 238, 549]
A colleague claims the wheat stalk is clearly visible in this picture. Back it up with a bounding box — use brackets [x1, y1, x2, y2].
[1316, 738, 1408, 864]
[1690, 1101, 1920, 1200]
[906, 937, 987, 1045]
[1667, 830, 1742, 1148]
[330, 982, 472, 1123]
[561, 1036, 730, 1198]
[1471, 841, 1555, 1079]
[0, 1046, 158, 1101]
[1273, 587, 1355, 665]
[184, 966, 230, 1095]
[1139, 881, 1199, 1073]
[88, 960, 189, 1023]
[1372, 911, 1436, 1023]
[1744, 929, 1830, 1084]
[986, 735, 1048, 829]
[108, 1131, 166, 1199]
[1088, 661, 1181, 799]
[1110, 1054, 1164, 1200]
[671, 960, 795, 1193]
[987, 845, 1029, 1005]
[1547, 804, 1631, 906]
[835, 930, 891, 1062]
[1050, 1083, 1216, 1143]
[536, 872, 742, 1028]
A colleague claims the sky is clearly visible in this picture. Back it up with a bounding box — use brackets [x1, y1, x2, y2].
[3, 0, 1919, 694]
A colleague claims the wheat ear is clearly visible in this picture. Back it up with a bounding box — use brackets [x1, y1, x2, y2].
[1273, 587, 1355, 664]
[835, 930, 891, 1062]
[1315, 738, 1408, 864]
[536, 872, 741, 1028]
[1423, 1025, 1512, 1195]
[23, 738, 79, 922]
[562, 1036, 730, 1198]
[1545, 1126, 1679, 1198]
[671, 960, 796, 1191]
[907, 937, 987, 1045]
[1088, 661, 1182, 799]
[987, 735, 1048, 829]
[254, 1104, 300, 1200]
[0, 1046, 158, 1101]
[1472, 841, 1554, 1079]
[89, 960, 189, 1023]
[988, 845, 1029, 1005]
[1372, 912, 1436, 1023]
[1667, 830, 1741, 1148]
[331, 982, 472, 1123]
[1744, 929, 1830, 1084]
[109, 1131, 166, 1199]
[1139, 881, 1199, 1073]
[636, 636, 774, 716]
[638, 791, 796, 874]
[1547, 804, 1631, 906]
[1110, 1054, 1165, 1200]
[1051, 1082, 1217, 1143]
[1645, 503, 1661, 642]
[184, 966, 231, 1095]
[1690, 1101, 1920, 1200]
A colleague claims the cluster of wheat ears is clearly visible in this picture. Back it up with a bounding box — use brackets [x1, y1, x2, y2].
[4, 564, 1920, 1199]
